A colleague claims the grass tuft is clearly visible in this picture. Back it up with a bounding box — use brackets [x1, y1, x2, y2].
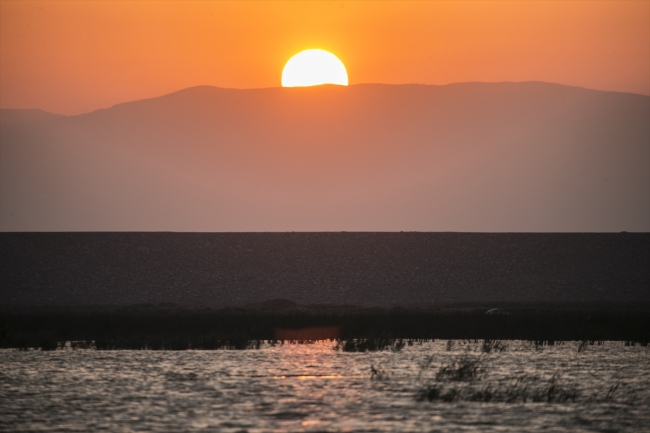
[335, 338, 406, 352]
[435, 355, 485, 381]
[370, 365, 389, 381]
[481, 339, 507, 353]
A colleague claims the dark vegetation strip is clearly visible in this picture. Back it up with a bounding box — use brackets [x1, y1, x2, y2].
[1, 302, 649, 350]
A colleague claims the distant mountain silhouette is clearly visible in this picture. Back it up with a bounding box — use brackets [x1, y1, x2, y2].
[1, 82, 648, 231]
[0, 108, 65, 125]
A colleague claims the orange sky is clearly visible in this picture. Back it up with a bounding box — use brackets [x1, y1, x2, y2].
[1, 1, 649, 115]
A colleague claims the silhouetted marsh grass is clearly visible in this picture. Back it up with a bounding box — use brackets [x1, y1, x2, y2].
[1, 302, 649, 349]
[417, 355, 584, 403]
[417, 377, 580, 403]
[435, 355, 485, 381]
[89, 336, 262, 350]
[370, 365, 389, 381]
[481, 339, 507, 353]
[624, 340, 649, 347]
[410, 341, 642, 404]
[335, 338, 407, 352]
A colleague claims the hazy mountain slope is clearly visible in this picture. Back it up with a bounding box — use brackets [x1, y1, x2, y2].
[1, 82, 648, 231]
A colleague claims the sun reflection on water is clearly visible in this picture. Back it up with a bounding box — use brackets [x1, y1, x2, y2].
[1, 341, 649, 432]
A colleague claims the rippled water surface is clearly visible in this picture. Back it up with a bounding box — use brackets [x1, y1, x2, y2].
[1, 341, 649, 432]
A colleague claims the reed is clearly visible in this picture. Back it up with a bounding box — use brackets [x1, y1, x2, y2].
[335, 338, 406, 352]
[1, 302, 648, 349]
[435, 355, 485, 381]
[417, 358, 583, 403]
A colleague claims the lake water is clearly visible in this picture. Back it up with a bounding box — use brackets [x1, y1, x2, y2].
[1, 341, 648, 432]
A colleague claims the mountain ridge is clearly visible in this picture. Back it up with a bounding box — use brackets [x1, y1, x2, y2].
[1, 82, 648, 232]
[4, 81, 647, 118]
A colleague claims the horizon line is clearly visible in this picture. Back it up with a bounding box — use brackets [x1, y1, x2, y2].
[3, 80, 648, 117]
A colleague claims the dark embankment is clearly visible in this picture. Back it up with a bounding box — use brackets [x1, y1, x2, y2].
[1, 301, 649, 349]
[1, 232, 648, 307]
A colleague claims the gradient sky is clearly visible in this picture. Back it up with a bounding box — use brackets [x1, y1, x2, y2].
[1, 1, 649, 115]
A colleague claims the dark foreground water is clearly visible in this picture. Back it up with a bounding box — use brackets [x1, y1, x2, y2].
[1, 341, 648, 432]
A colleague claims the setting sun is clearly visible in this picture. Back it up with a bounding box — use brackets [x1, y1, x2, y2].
[281, 49, 348, 87]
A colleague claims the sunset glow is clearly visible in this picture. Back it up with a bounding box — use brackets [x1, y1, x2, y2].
[282, 49, 348, 87]
[1, 1, 647, 114]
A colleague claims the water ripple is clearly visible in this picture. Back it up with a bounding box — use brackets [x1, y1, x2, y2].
[1, 341, 648, 432]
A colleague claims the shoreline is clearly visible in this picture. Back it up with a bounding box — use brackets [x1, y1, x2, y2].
[3, 301, 649, 349]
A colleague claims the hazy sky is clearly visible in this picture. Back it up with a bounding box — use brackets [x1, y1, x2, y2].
[1, 1, 649, 115]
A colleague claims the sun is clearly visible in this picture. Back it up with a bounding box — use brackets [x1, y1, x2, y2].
[282, 49, 348, 87]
